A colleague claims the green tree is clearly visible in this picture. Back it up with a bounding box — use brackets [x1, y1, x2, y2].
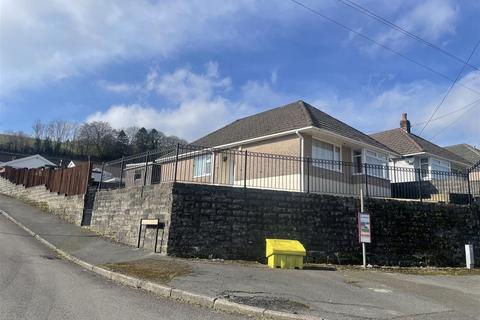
[116, 130, 130, 156]
[133, 127, 148, 153]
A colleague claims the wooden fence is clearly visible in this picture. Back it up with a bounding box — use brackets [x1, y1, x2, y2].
[1, 162, 92, 196]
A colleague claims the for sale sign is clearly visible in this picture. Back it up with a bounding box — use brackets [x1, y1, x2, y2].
[358, 212, 371, 243]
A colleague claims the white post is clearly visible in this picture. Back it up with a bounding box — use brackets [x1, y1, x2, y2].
[360, 188, 366, 268]
[465, 244, 474, 269]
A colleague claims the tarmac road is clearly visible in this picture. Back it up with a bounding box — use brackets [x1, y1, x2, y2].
[0, 214, 246, 320]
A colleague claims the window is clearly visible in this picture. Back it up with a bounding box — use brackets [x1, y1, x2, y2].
[193, 154, 212, 177]
[353, 150, 362, 174]
[365, 150, 389, 179]
[312, 139, 341, 171]
[430, 158, 450, 172]
[420, 157, 429, 179]
[430, 158, 450, 179]
[134, 169, 142, 181]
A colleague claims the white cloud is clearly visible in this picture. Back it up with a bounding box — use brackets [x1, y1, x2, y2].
[88, 61, 480, 146]
[87, 63, 251, 141]
[97, 80, 141, 94]
[375, 0, 458, 50]
[2, 0, 294, 95]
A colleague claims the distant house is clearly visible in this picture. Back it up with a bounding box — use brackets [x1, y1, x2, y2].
[370, 113, 471, 177]
[370, 114, 472, 202]
[445, 144, 480, 181]
[125, 100, 398, 196]
[0, 154, 56, 169]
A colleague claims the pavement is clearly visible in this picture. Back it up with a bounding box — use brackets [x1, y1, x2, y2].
[1, 194, 479, 320]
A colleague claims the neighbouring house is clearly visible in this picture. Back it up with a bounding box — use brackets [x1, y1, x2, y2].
[445, 143, 480, 181]
[370, 113, 471, 174]
[124, 100, 399, 196]
[0, 154, 56, 169]
[370, 113, 472, 202]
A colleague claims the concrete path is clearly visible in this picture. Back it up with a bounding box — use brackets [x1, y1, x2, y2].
[1, 194, 479, 319]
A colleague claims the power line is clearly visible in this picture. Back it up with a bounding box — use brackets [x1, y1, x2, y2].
[411, 97, 480, 127]
[429, 101, 480, 139]
[287, 0, 480, 96]
[418, 40, 480, 135]
[335, 0, 480, 71]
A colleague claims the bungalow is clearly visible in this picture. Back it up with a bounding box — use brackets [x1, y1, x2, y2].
[147, 100, 399, 196]
[445, 143, 480, 182]
[370, 113, 471, 176]
[0, 154, 56, 169]
[370, 114, 472, 202]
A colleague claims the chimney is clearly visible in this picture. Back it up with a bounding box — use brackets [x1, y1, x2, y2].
[400, 113, 411, 133]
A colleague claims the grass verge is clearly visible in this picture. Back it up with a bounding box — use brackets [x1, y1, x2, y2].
[102, 258, 192, 283]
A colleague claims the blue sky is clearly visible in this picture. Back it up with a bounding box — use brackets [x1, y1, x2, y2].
[1, 0, 479, 146]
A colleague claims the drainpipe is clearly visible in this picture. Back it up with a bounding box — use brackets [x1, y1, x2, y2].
[296, 130, 304, 192]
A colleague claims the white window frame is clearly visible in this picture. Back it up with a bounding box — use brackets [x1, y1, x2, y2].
[420, 157, 450, 180]
[311, 138, 342, 172]
[352, 149, 363, 175]
[193, 154, 212, 178]
[364, 149, 389, 179]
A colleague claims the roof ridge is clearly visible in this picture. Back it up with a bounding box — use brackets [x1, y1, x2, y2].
[297, 100, 315, 126]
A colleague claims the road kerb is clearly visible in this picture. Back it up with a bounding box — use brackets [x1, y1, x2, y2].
[0, 208, 325, 320]
[171, 289, 216, 308]
[263, 309, 323, 320]
[214, 298, 266, 317]
[142, 281, 172, 298]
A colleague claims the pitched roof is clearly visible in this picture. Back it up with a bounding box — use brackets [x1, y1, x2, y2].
[193, 100, 393, 152]
[444, 144, 480, 165]
[2, 154, 56, 169]
[370, 128, 470, 165]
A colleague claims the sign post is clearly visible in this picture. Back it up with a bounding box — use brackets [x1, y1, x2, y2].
[359, 189, 371, 268]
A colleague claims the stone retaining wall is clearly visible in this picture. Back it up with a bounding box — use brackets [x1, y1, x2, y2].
[167, 183, 480, 267]
[0, 177, 85, 225]
[90, 183, 174, 252]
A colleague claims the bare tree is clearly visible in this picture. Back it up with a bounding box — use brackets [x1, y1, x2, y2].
[32, 120, 45, 140]
[32, 120, 45, 152]
[77, 121, 116, 157]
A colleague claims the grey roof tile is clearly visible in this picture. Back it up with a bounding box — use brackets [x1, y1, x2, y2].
[193, 100, 393, 152]
[444, 144, 480, 165]
[370, 128, 470, 165]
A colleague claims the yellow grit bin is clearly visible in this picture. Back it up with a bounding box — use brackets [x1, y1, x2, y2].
[265, 239, 306, 269]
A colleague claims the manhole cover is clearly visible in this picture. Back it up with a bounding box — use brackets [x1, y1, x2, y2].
[220, 290, 309, 313]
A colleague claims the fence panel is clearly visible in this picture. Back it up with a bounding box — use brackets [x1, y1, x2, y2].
[1, 162, 92, 196]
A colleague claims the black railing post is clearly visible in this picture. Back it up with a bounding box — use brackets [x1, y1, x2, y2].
[98, 162, 105, 191]
[306, 157, 310, 193]
[364, 163, 369, 197]
[142, 153, 148, 187]
[211, 150, 216, 185]
[244, 150, 248, 188]
[467, 171, 472, 206]
[119, 156, 124, 189]
[173, 143, 180, 183]
[416, 168, 423, 202]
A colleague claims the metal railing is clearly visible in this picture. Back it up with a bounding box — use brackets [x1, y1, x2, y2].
[98, 144, 480, 204]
